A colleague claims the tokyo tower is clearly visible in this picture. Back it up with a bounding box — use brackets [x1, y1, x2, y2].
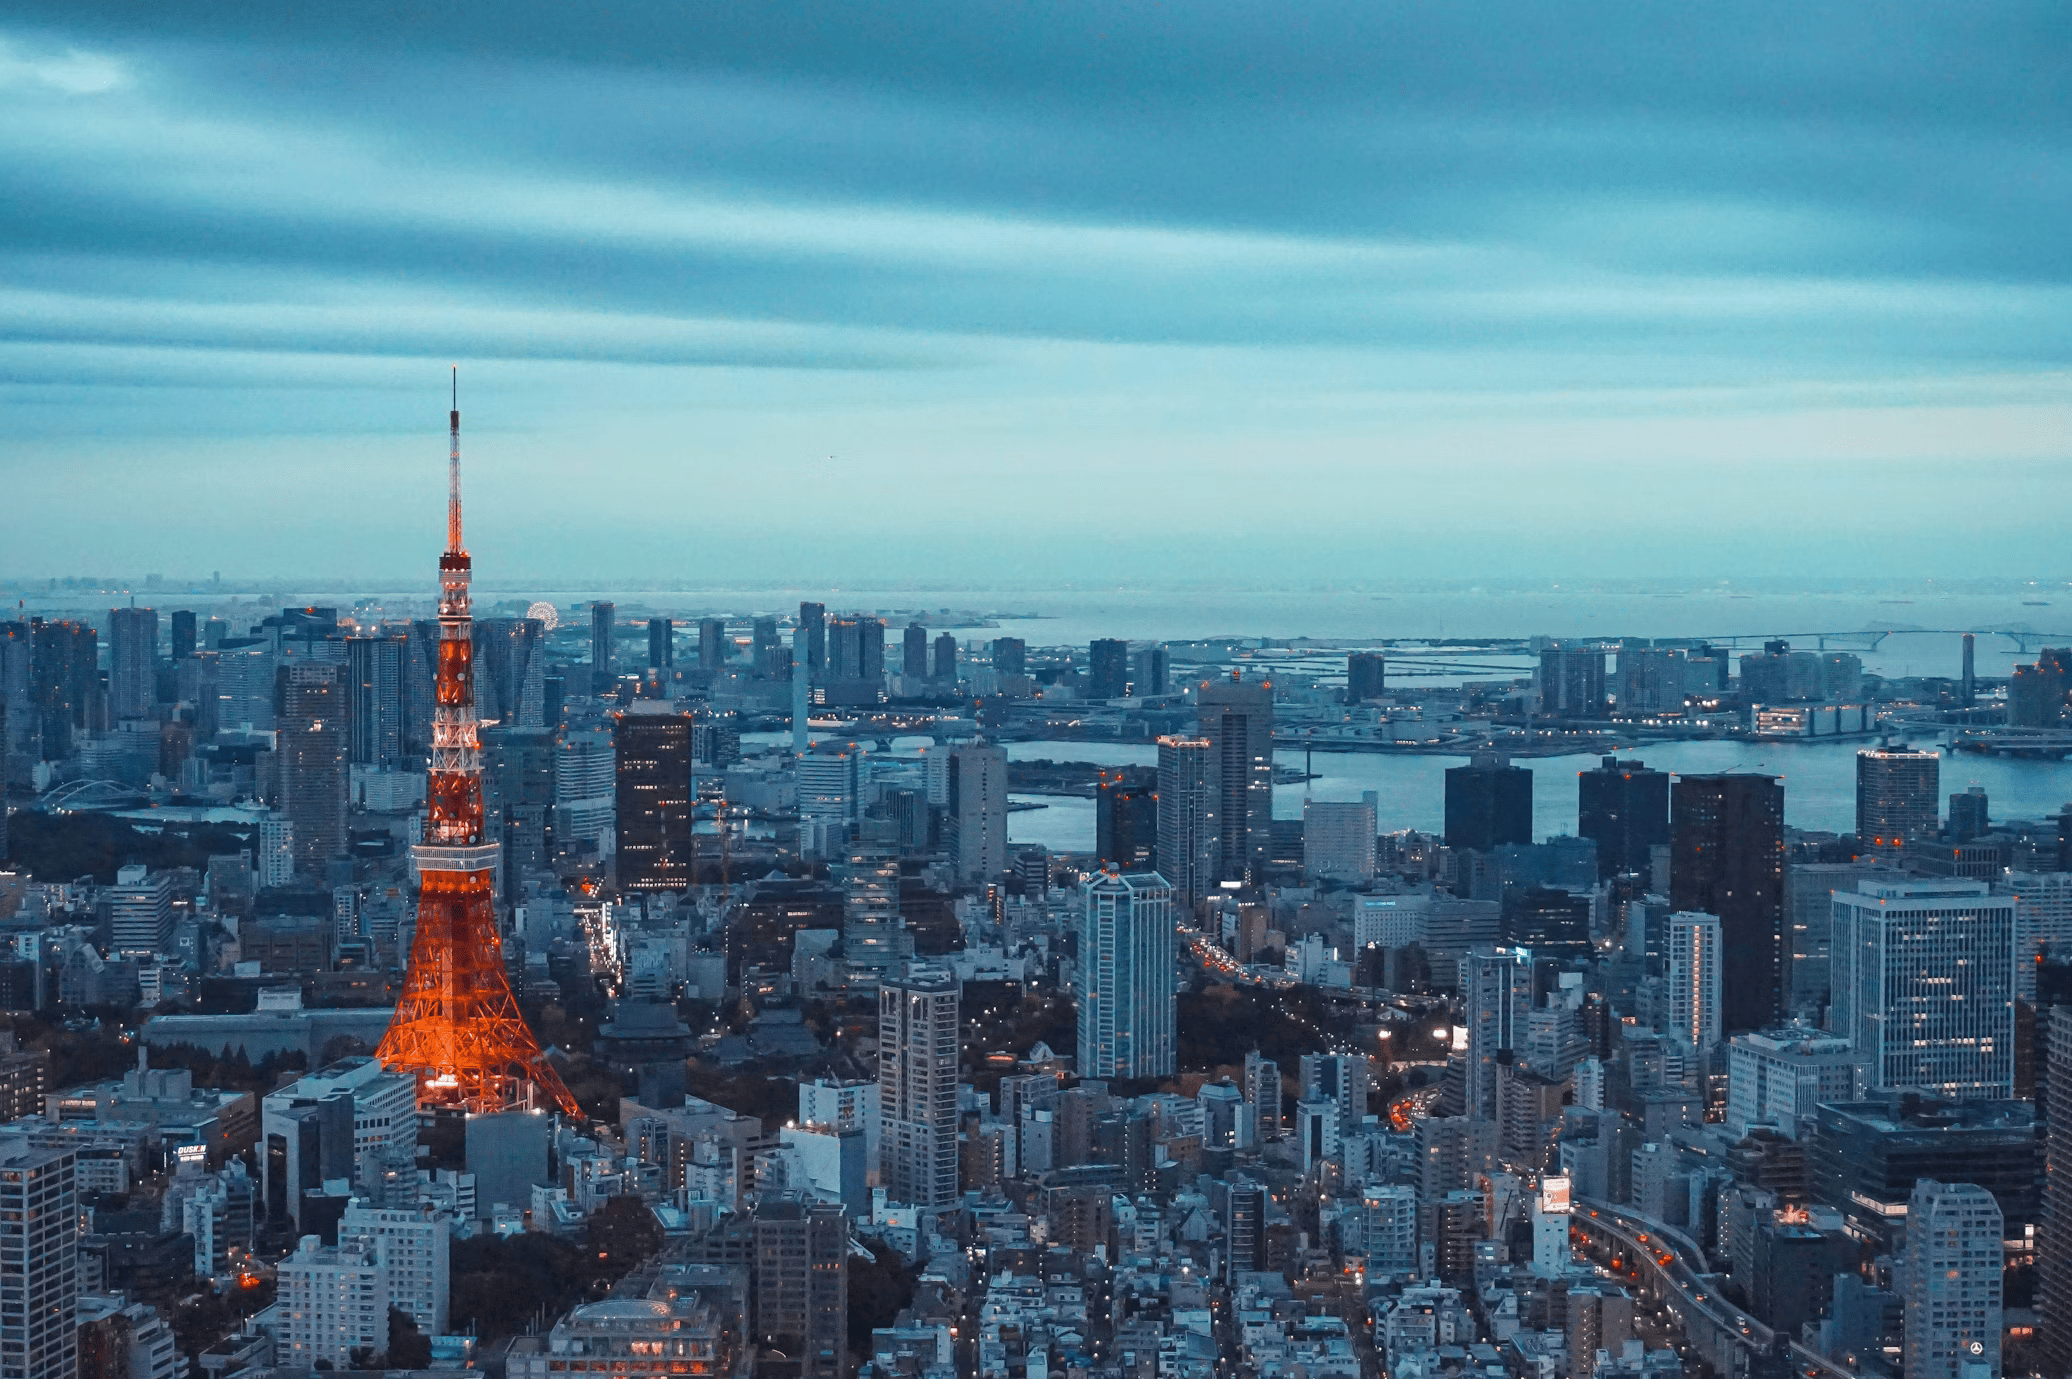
[376, 372, 579, 1116]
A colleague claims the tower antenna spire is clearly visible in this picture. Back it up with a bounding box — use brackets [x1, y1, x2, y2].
[447, 365, 463, 554]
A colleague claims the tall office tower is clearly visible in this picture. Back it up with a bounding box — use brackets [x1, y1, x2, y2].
[931, 632, 956, 683]
[1198, 674, 1274, 885]
[790, 625, 810, 753]
[0, 1139, 78, 1379]
[1443, 753, 1533, 851]
[375, 378, 577, 1116]
[474, 618, 545, 729]
[798, 601, 827, 676]
[1077, 871, 1177, 1079]
[1, 622, 33, 779]
[1096, 773, 1157, 871]
[1671, 772, 1785, 1034]
[991, 637, 1026, 677]
[1948, 786, 1989, 843]
[2042, 1007, 2072, 1379]
[1346, 652, 1385, 703]
[1576, 756, 1669, 879]
[613, 703, 694, 892]
[903, 623, 928, 678]
[482, 726, 556, 884]
[344, 635, 406, 769]
[1663, 912, 1723, 1054]
[697, 618, 726, 673]
[879, 965, 960, 1208]
[798, 749, 861, 844]
[1960, 632, 1976, 707]
[1461, 946, 1532, 1121]
[1299, 1052, 1370, 1143]
[1902, 1181, 2002, 1379]
[1830, 879, 2015, 1099]
[753, 1196, 849, 1379]
[170, 610, 197, 661]
[32, 618, 98, 757]
[552, 722, 616, 855]
[1088, 639, 1129, 700]
[1155, 735, 1215, 906]
[402, 618, 441, 754]
[2013, 871, 2072, 1001]
[859, 618, 885, 682]
[648, 618, 673, 670]
[751, 616, 780, 672]
[589, 602, 615, 694]
[838, 854, 911, 987]
[1132, 646, 1169, 697]
[1244, 1050, 1282, 1142]
[1303, 797, 1378, 882]
[946, 743, 1007, 882]
[1538, 646, 1606, 718]
[108, 605, 158, 721]
[824, 617, 860, 679]
[1856, 744, 1939, 855]
[279, 663, 348, 878]
[108, 864, 174, 956]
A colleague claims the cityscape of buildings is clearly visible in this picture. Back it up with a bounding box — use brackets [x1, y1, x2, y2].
[3, 410, 2072, 1379]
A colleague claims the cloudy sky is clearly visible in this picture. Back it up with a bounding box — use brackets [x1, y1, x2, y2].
[3, 2, 2068, 584]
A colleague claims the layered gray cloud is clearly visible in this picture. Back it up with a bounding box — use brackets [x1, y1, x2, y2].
[1, 3, 2068, 579]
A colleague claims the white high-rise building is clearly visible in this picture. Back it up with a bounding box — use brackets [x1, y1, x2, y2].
[1902, 1180, 2002, 1379]
[946, 744, 1007, 883]
[879, 965, 959, 1209]
[1303, 796, 1378, 883]
[1664, 911, 1723, 1053]
[340, 1201, 450, 1335]
[108, 865, 175, 957]
[1831, 879, 2016, 1099]
[1077, 872, 1177, 1079]
[1724, 1025, 1860, 1140]
[257, 816, 296, 890]
[1299, 1052, 1371, 1145]
[2011, 871, 2072, 1001]
[1460, 947, 1533, 1121]
[0, 1138, 78, 1379]
[553, 722, 616, 854]
[277, 1235, 387, 1368]
[799, 1078, 880, 1176]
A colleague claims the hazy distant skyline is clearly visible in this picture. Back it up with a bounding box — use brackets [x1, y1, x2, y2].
[3, 3, 2069, 582]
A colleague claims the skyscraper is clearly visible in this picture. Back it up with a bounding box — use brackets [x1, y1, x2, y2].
[1830, 878, 2014, 1099]
[1856, 744, 1939, 855]
[1576, 755, 1669, 879]
[108, 605, 158, 721]
[473, 618, 545, 729]
[879, 965, 960, 1208]
[946, 743, 1007, 882]
[613, 703, 695, 892]
[991, 637, 1026, 676]
[1299, 1052, 1370, 1144]
[838, 853, 910, 987]
[1460, 947, 1533, 1121]
[752, 1196, 848, 1379]
[1132, 646, 1169, 697]
[0, 1139, 78, 1379]
[170, 609, 197, 662]
[344, 635, 406, 770]
[648, 618, 674, 669]
[589, 602, 615, 694]
[1077, 871, 1176, 1079]
[1663, 911, 1722, 1054]
[1346, 652, 1385, 702]
[902, 623, 928, 678]
[1444, 754, 1532, 851]
[798, 601, 826, 676]
[279, 662, 348, 878]
[1303, 796, 1378, 882]
[698, 618, 726, 673]
[1198, 674, 1273, 884]
[1902, 1181, 2001, 1379]
[1671, 772, 1784, 1033]
[1088, 639, 1129, 700]
[1537, 646, 1606, 718]
[1096, 772, 1157, 871]
[1244, 1050, 1282, 1142]
[931, 632, 955, 683]
[1155, 735, 1215, 906]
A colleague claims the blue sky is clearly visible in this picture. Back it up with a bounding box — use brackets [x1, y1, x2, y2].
[2, 2, 2069, 583]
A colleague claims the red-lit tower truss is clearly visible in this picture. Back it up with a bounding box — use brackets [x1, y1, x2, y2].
[376, 373, 578, 1115]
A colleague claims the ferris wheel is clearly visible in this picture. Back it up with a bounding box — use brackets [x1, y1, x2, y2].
[526, 600, 560, 631]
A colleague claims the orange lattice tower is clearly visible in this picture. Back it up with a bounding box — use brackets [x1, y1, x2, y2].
[376, 372, 578, 1116]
